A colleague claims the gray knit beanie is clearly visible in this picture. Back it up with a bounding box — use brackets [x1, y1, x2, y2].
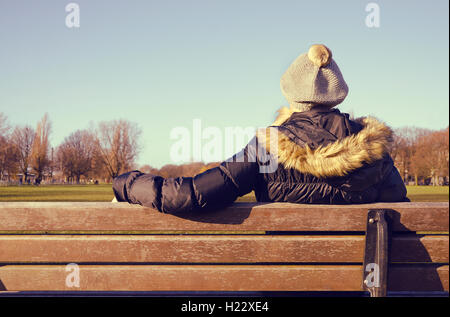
[280, 44, 348, 108]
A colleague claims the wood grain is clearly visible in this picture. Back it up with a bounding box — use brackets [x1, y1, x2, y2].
[0, 265, 447, 292]
[0, 235, 447, 263]
[0, 235, 364, 263]
[0, 202, 447, 294]
[0, 202, 448, 232]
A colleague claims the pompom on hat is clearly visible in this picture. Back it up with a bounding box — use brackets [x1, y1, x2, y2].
[280, 44, 348, 107]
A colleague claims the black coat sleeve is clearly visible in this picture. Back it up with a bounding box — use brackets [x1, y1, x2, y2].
[376, 163, 409, 202]
[335, 154, 408, 203]
[112, 139, 259, 213]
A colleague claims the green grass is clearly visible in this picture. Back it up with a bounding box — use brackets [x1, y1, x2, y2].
[0, 184, 114, 202]
[405, 185, 449, 202]
[0, 184, 448, 202]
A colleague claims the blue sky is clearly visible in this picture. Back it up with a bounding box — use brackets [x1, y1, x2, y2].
[0, 0, 448, 168]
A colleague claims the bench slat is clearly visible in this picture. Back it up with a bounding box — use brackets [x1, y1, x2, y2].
[0, 235, 447, 263]
[0, 202, 448, 232]
[0, 265, 447, 292]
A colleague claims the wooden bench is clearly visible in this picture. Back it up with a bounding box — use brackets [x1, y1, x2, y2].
[0, 202, 448, 296]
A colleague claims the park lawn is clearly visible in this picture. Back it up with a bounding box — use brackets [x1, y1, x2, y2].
[405, 185, 449, 202]
[0, 184, 448, 202]
[0, 184, 114, 202]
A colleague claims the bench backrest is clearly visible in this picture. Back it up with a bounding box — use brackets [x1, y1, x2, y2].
[0, 202, 448, 295]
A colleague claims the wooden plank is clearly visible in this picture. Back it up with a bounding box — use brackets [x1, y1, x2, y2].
[0, 202, 447, 232]
[0, 235, 364, 263]
[0, 265, 447, 292]
[0, 265, 364, 291]
[0, 235, 447, 264]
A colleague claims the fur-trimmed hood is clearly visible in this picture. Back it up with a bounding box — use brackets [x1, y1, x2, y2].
[256, 106, 394, 178]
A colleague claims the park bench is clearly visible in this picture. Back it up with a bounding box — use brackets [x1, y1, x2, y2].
[0, 201, 448, 297]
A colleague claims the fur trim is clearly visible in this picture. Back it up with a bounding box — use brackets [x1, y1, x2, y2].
[271, 106, 296, 126]
[257, 113, 393, 178]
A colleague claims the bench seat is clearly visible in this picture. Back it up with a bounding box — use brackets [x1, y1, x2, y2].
[0, 202, 448, 296]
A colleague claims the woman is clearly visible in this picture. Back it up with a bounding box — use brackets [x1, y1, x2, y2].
[112, 44, 408, 213]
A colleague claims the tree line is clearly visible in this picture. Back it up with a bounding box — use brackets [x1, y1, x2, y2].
[0, 113, 141, 184]
[0, 112, 448, 185]
[391, 126, 449, 185]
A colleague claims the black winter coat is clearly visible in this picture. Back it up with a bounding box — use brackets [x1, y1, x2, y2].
[113, 107, 408, 213]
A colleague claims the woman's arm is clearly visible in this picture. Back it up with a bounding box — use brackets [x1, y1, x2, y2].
[112, 141, 259, 213]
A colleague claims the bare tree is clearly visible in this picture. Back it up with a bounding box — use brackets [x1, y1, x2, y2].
[438, 127, 450, 179]
[139, 164, 161, 175]
[10, 125, 35, 183]
[0, 112, 9, 136]
[392, 127, 417, 182]
[0, 135, 19, 180]
[411, 127, 449, 185]
[57, 130, 97, 183]
[392, 127, 433, 184]
[30, 114, 52, 184]
[0, 113, 18, 180]
[95, 120, 141, 178]
[181, 162, 205, 177]
[159, 164, 184, 178]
